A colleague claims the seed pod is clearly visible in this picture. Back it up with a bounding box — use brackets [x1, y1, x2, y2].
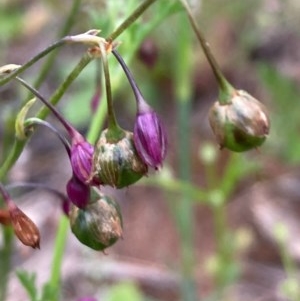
[209, 90, 270, 152]
[92, 129, 148, 188]
[70, 195, 123, 251]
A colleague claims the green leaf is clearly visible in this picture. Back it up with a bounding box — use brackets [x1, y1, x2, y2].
[16, 270, 38, 301]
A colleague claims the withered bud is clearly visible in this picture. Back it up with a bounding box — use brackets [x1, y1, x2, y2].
[0, 209, 11, 225]
[209, 90, 270, 152]
[9, 203, 40, 249]
[70, 195, 123, 251]
[92, 129, 148, 188]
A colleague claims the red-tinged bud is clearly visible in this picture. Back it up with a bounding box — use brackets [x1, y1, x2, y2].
[134, 101, 167, 169]
[70, 195, 123, 251]
[66, 175, 90, 209]
[112, 49, 168, 169]
[0, 209, 11, 225]
[209, 90, 270, 152]
[8, 202, 40, 249]
[70, 139, 95, 184]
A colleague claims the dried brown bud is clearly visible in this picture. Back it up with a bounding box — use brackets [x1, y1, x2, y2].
[9, 204, 40, 249]
[0, 209, 11, 225]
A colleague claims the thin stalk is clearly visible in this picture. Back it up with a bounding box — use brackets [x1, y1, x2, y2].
[37, 53, 93, 121]
[179, 0, 235, 104]
[24, 118, 71, 157]
[33, 0, 82, 89]
[48, 215, 69, 300]
[173, 11, 197, 301]
[0, 227, 13, 301]
[6, 182, 69, 204]
[15, 77, 76, 139]
[99, 43, 123, 139]
[0, 39, 66, 86]
[112, 50, 144, 104]
[107, 0, 159, 42]
[212, 201, 229, 293]
[0, 184, 13, 301]
[0, 55, 91, 180]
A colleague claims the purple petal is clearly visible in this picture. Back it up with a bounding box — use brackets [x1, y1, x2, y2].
[71, 141, 94, 183]
[66, 176, 90, 209]
[134, 111, 167, 169]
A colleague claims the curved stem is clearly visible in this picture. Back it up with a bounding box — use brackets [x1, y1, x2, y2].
[0, 39, 66, 86]
[6, 182, 69, 205]
[24, 118, 71, 157]
[112, 50, 145, 106]
[0, 54, 92, 180]
[0, 139, 27, 181]
[15, 77, 76, 138]
[37, 53, 93, 121]
[32, 0, 82, 90]
[180, 0, 235, 104]
[107, 0, 159, 42]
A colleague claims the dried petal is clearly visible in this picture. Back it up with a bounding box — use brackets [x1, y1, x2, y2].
[9, 204, 40, 249]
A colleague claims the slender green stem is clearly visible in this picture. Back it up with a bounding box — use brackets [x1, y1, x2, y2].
[179, 0, 235, 104]
[0, 139, 27, 181]
[0, 39, 66, 86]
[37, 53, 93, 120]
[32, 0, 82, 89]
[0, 227, 13, 301]
[99, 43, 124, 142]
[173, 11, 198, 301]
[48, 216, 69, 300]
[107, 0, 159, 42]
[99, 43, 118, 130]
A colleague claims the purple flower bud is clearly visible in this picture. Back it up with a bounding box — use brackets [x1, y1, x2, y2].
[66, 175, 90, 209]
[70, 140, 94, 184]
[134, 103, 167, 169]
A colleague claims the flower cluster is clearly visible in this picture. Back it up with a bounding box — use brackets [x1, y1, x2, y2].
[1, 44, 168, 252]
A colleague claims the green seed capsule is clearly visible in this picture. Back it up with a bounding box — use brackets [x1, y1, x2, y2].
[92, 129, 148, 188]
[70, 195, 123, 251]
[209, 90, 270, 152]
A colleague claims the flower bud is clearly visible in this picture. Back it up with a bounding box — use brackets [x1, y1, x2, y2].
[134, 105, 167, 169]
[70, 195, 123, 251]
[0, 209, 11, 225]
[209, 90, 270, 152]
[71, 140, 94, 184]
[92, 129, 148, 188]
[9, 203, 40, 249]
[66, 175, 90, 209]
